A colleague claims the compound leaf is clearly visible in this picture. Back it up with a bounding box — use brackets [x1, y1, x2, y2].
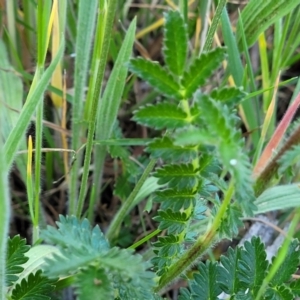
[11, 270, 56, 300]
[238, 236, 268, 296]
[197, 93, 255, 215]
[181, 48, 226, 98]
[147, 136, 198, 163]
[270, 239, 300, 286]
[218, 204, 244, 238]
[75, 266, 112, 300]
[210, 86, 247, 107]
[264, 285, 294, 300]
[290, 278, 300, 296]
[154, 187, 198, 211]
[128, 58, 183, 100]
[189, 261, 222, 300]
[219, 247, 241, 295]
[133, 102, 189, 130]
[41, 215, 109, 255]
[153, 209, 189, 234]
[6, 235, 30, 286]
[154, 163, 198, 189]
[163, 10, 188, 76]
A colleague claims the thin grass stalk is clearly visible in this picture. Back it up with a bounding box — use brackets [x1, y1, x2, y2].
[198, 0, 211, 53]
[106, 159, 157, 242]
[68, 0, 98, 215]
[0, 109, 10, 300]
[3, 23, 63, 174]
[90, 17, 136, 221]
[75, 0, 118, 217]
[202, 0, 227, 52]
[179, 0, 188, 23]
[5, 0, 17, 65]
[221, 9, 260, 146]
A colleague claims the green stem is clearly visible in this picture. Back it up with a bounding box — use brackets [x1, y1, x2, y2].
[203, 0, 227, 52]
[76, 0, 118, 217]
[106, 159, 157, 242]
[33, 92, 43, 243]
[179, 0, 188, 24]
[154, 180, 234, 292]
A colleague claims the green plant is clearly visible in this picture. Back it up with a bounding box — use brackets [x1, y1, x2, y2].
[2, 0, 300, 299]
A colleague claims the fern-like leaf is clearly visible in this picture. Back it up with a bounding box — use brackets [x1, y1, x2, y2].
[163, 10, 188, 76]
[133, 102, 189, 130]
[128, 58, 183, 100]
[264, 285, 294, 300]
[41, 215, 109, 255]
[181, 261, 222, 300]
[6, 235, 30, 286]
[218, 204, 244, 238]
[197, 93, 255, 215]
[74, 266, 112, 300]
[270, 239, 300, 286]
[290, 278, 300, 296]
[218, 246, 241, 295]
[41, 216, 155, 298]
[181, 48, 226, 98]
[154, 187, 198, 211]
[238, 236, 269, 296]
[210, 86, 247, 107]
[11, 270, 56, 300]
[147, 136, 198, 163]
[153, 209, 189, 234]
[154, 163, 198, 189]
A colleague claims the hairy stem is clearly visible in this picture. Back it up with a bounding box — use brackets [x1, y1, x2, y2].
[154, 180, 235, 292]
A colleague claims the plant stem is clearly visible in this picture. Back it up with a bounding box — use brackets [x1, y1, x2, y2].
[106, 159, 157, 242]
[154, 180, 235, 292]
[76, 0, 118, 217]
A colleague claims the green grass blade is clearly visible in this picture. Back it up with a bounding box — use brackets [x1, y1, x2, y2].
[68, 0, 98, 214]
[3, 41, 64, 168]
[90, 18, 136, 220]
[76, 0, 118, 217]
[236, 0, 300, 49]
[220, 9, 260, 145]
[203, 0, 227, 52]
[0, 40, 27, 181]
[0, 90, 10, 300]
